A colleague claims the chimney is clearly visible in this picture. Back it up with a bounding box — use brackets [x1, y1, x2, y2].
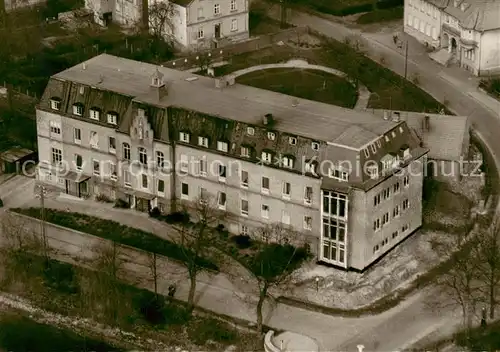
[263, 113, 273, 126]
[392, 111, 401, 122]
[383, 111, 389, 120]
[150, 68, 167, 101]
[82, 63, 86, 70]
[424, 115, 430, 131]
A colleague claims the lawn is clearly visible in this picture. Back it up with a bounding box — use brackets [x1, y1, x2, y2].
[216, 38, 448, 113]
[236, 68, 358, 108]
[284, 0, 403, 16]
[356, 6, 404, 24]
[11, 208, 218, 271]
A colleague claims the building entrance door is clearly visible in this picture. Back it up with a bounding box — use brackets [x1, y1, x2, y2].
[214, 24, 221, 39]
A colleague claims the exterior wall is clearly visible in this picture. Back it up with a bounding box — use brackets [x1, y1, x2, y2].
[404, 0, 442, 48]
[174, 144, 321, 248]
[349, 157, 425, 271]
[479, 29, 500, 74]
[169, 4, 188, 47]
[114, 0, 142, 26]
[186, 0, 249, 48]
[85, 0, 115, 25]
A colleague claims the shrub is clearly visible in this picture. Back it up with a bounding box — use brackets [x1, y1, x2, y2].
[114, 199, 129, 209]
[149, 207, 161, 218]
[43, 260, 79, 294]
[163, 211, 190, 224]
[231, 235, 252, 249]
[188, 318, 238, 345]
[135, 291, 167, 325]
[216, 224, 225, 232]
[95, 194, 112, 203]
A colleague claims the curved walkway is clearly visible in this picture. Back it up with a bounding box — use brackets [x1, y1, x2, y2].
[227, 59, 371, 111]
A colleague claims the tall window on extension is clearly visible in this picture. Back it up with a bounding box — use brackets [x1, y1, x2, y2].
[321, 191, 348, 266]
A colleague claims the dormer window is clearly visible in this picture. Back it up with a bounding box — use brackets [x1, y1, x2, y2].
[367, 165, 379, 179]
[72, 103, 84, 116]
[261, 151, 272, 163]
[370, 144, 377, 154]
[267, 132, 276, 141]
[179, 131, 190, 143]
[247, 127, 255, 136]
[403, 148, 411, 159]
[381, 154, 397, 171]
[107, 112, 118, 125]
[329, 167, 349, 181]
[311, 142, 320, 151]
[289, 137, 297, 145]
[385, 135, 390, 142]
[363, 149, 370, 158]
[305, 160, 317, 175]
[282, 156, 294, 168]
[241, 146, 250, 157]
[217, 141, 228, 152]
[50, 98, 61, 111]
[198, 136, 209, 148]
[89, 108, 100, 120]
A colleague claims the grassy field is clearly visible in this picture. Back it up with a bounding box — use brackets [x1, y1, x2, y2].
[236, 68, 358, 108]
[216, 38, 448, 113]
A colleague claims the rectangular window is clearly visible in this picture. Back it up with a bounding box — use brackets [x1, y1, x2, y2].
[261, 152, 272, 163]
[74, 128, 81, 144]
[217, 141, 228, 152]
[90, 131, 99, 149]
[329, 167, 349, 181]
[304, 216, 312, 230]
[181, 183, 189, 199]
[393, 205, 400, 218]
[198, 136, 209, 147]
[241, 170, 249, 188]
[50, 99, 61, 110]
[304, 186, 313, 205]
[75, 154, 83, 170]
[199, 159, 207, 176]
[373, 193, 381, 206]
[230, 0, 237, 11]
[50, 121, 61, 135]
[197, 7, 203, 19]
[241, 146, 250, 157]
[158, 179, 165, 194]
[261, 177, 270, 193]
[403, 175, 410, 187]
[107, 113, 117, 125]
[282, 210, 290, 225]
[218, 192, 227, 210]
[197, 27, 204, 39]
[218, 164, 227, 182]
[392, 231, 399, 239]
[267, 132, 276, 140]
[180, 155, 188, 172]
[124, 170, 131, 187]
[214, 3, 220, 14]
[200, 187, 208, 203]
[93, 160, 100, 176]
[108, 137, 116, 154]
[282, 182, 291, 198]
[89, 109, 99, 120]
[373, 218, 381, 231]
[241, 198, 249, 215]
[73, 104, 83, 116]
[142, 174, 148, 189]
[231, 19, 238, 31]
[403, 199, 410, 210]
[179, 132, 190, 142]
[51, 148, 62, 165]
[382, 212, 389, 226]
[282, 156, 294, 168]
[261, 204, 269, 219]
[394, 182, 400, 193]
[109, 163, 117, 180]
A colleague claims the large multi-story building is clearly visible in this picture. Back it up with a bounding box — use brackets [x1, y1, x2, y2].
[85, 0, 249, 49]
[404, 0, 500, 75]
[36, 54, 428, 271]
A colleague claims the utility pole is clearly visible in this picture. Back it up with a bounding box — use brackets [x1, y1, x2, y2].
[280, 0, 287, 29]
[404, 40, 409, 80]
[37, 185, 48, 264]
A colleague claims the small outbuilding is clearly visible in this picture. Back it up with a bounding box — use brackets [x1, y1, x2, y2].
[0, 147, 36, 175]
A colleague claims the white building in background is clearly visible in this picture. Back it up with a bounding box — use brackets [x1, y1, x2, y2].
[404, 0, 500, 75]
[84, 0, 249, 49]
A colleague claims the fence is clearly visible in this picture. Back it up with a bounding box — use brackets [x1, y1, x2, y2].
[162, 26, 309, 71]
[1, 82, 39, 102]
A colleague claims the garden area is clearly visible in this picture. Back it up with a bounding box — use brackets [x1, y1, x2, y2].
[236, 68, 358, 108]
[356, 6, 404, 24]
[479, 77, 500, 99]
[214, 35, 448, 113]
[281, 0, 403, 17]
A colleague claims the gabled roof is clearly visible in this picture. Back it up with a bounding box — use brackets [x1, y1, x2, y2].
[427, 0, 500, 31]
[53, 54, 399, 149]
[170, 0, 194, 7]
[372, 110, 470, 161]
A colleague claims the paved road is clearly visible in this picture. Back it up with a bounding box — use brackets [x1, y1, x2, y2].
[277, 9, 500, 351]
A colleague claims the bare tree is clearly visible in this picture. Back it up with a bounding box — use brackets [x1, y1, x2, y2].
[174, 195, 224, 313]
[244, 224, 308, 334]
[148, 0, 175, 40]
[474, 219, 500, 319]
[430, 233, 481, 332]
[147, 251, 159, 297]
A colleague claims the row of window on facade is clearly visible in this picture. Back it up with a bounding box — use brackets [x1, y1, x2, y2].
[179, 182, 314, 230]
[373, 224, 410, 253]
[373, 176, 409, 206]
[408, 0, 439, 19]
[363, 126, 405, 159]
[197, 18, 239, 39]
[407, 15, 438, 40]
[373, 199, 410, 232]
[49, 100, 119, 125]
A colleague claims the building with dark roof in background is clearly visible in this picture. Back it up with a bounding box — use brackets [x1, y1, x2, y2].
[36, 54, 428, 271]
[404, 0, 500, 75]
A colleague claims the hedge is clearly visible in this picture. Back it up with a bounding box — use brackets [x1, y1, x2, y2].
[11, 208, 218, 271]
